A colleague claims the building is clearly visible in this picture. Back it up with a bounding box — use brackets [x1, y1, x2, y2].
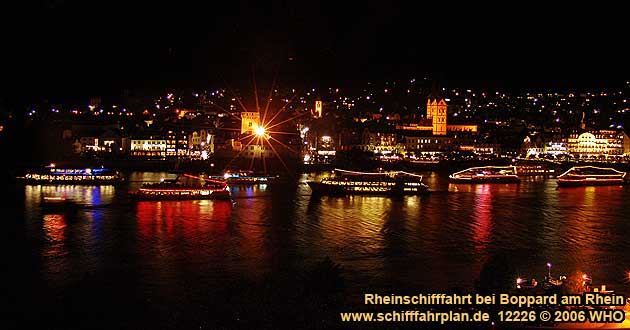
[397, 97, 477, 135]
[165, 129, 188, 157]
[239, 144, 274, 159]
[313, 100, 323, 118]
[188, 129, 214, 159]
[241, 112, 260, 134]
[402, 131, 454, 156]
[427, 98, 447, 135]
[361, 128, 400, 154]
[566, 130, 630, 158]
[130, 136, 167, 158]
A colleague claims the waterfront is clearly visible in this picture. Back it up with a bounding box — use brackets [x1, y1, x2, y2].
[5, 171, 630, 329]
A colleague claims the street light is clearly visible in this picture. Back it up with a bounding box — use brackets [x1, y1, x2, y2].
[547, 262, 552, 279]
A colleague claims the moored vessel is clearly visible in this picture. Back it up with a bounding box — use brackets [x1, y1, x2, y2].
[40, 196, 80, 211]
[307, 169, 429, 195]
[16, 166, 123, 185]
[130, 174, 231, 200]
[556, 166, 627, 186]
[449, 166, 520, 183]
[210, 171, 278, 184]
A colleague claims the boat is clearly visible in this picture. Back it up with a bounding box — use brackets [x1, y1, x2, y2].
[209, 171, 278, 184]
[515, 165, 557, 176]
[16, 166, 123, 185]
[307, 169, 429, 195]
[129, 174, 230, 200]
[556, 166, 627, 186]
[449, 166, 521, 183]
[40, 196, 80, 211]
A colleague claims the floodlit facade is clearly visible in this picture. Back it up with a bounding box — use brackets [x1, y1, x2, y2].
[566, 130, 629, 157]
[130, 138, 167, 157]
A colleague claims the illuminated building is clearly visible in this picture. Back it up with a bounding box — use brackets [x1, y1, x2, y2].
[314, 135, 336, 163]
[241, 112, 261, 134]
[566, 130, 629, 158]
[544, 142, 568, 155]
[427, 98, 447, 135]
[165, 130, 189, 157]
[188, 129, 214, 159]
[361, 128, 400, 154]
[130, 136, 167, 157]
[73, 136, 99, 153]
[313, 100, 323, 118]
[397, 98, 477, 135]
[403, 134, 453, 155]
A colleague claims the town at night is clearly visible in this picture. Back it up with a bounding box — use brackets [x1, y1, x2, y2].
[3, 2, 630, 330]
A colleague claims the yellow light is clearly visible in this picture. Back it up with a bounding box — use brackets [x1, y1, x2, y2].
[254, 126, 266, 137]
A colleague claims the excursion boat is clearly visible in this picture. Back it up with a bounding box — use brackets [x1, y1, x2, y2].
[16, 166, 123, 185]
[209, 171, 278, 184]
[449, 166, 521, 183]
[556, 166, 627, 187]
[130, 174, 231, 200]
[307, 169, 429, 195]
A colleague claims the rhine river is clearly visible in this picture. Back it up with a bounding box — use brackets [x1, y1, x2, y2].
[5, 171, 630, 329]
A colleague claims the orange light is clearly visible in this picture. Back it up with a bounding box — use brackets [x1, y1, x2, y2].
[254, 126, 266, 137]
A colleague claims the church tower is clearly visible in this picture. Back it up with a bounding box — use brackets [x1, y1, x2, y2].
[426, 81, 447, 135]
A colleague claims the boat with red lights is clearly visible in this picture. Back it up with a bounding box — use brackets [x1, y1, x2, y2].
[307, 169, 429, 195]
[556, 166, 627, 186]
[449, 166, 520, 183]
[130, 174, 231, 200]
[16, 165, 123, 185]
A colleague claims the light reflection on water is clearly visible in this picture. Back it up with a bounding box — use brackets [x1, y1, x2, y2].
[16, 172, 630, 296]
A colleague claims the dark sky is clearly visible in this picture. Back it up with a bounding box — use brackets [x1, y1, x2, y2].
[2, 1, 629, 102]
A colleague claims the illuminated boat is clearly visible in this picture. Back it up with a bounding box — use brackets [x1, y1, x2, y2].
[40, 196, 79, 211]
[130, 174, 230, 200]
[306, 169, 429, 195]
[16, 166, 123, 185]
[449, 166, 520, 183]
[209, 171, 278, 184]
[556, 166, 627, 186]
[515, 165, 556, 176]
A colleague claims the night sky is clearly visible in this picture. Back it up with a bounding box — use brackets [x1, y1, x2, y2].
[2, 1, 629, 102]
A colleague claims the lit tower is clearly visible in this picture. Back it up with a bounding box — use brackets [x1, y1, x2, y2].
[241, 111, 261, 134]
[313, 99, 323, 118]
[426, 83, 447, 135]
